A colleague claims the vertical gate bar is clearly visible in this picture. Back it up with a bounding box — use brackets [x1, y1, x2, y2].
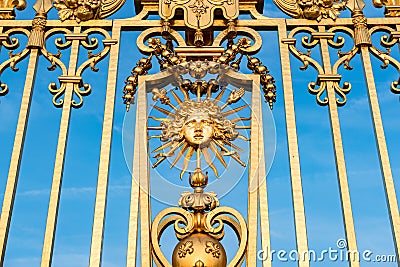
[138, 76, 152, 266]
[252, 74, 272, 267]
[360, 46, 400, 262]
[126, 107, 140, 267]
[127, 76, 152, 267]
[40, 26, 81, 267]
[89, 23, 121, 267]
[277, 21, 309, 267]
[0, 49, 39, 266]
[247, 75, 260, 266]
[318, 25, 359, 267]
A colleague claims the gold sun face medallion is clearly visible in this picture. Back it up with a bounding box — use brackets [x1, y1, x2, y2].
[149, 62, 250, 179]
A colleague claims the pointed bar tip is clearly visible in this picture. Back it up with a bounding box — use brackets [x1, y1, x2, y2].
[33, 0, 53, 14]
[346, 0, 365, 13]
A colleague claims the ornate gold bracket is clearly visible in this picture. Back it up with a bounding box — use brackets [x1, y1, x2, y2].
[282, 27, 355, 106]
[159, 0, 239, 30]
[368, 26, 400, 94]
[0, 28, 31, 96]
[38, 29, 118, 108]
[151, 169, 247, 267]
[124, 32, 277, 110]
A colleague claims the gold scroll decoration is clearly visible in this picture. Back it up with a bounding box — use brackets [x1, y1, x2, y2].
[0, 0, 26, 19]
[159, 0, 239, 29]
[272, 0, 346, 21]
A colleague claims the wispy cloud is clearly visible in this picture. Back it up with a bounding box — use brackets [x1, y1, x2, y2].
[4, 257, 41, 267]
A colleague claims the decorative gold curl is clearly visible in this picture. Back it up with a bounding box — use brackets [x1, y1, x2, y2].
[151, 208, 194, 267]
[284, 27, 354, 106]
[368, 26, 400, 94]
[43, 28, 116, 108]
[48, 80, 91, 108]
[151, 206, 247, 267]
[0, 28, 31, 96]
[308, 79, 351, 106]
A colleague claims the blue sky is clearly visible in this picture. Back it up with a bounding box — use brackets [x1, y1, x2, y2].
[0, 1, 399, 266]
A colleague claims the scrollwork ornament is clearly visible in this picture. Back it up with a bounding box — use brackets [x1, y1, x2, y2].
[0, 28, 31, 97]
[41, 28, 116, 108]
[151, 171, 248, 267]
[366, 26, 400, 94]
[284, 27, 353, 106]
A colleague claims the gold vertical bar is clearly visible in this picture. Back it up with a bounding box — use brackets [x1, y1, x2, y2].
[126, 76, 152, 267]
[126, 116, 140, 267]
[278, 21, 309, 267]
[247, 74, 260, 266]
[250, 75, 272, 267]
[40, 26, 81, 267]
[318, 26, 359, 267]
[360, 46, 400, 262]
[0, 49, 39, 266]
[138, 76, 152, 266]
[88, 23, 121, 267]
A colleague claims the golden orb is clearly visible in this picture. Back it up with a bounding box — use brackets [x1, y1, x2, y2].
[172, 233, 227, 267]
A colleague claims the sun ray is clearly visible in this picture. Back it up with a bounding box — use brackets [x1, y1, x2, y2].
[152, 140, 185, 168]
[237, 135, 250, 141]
[170, 142, 189, 169]
[151, 105, 174, 116]
[235, 125, 251, 129]
[232, 117, 251, 123]
[180, 146, 195, 180]
[213, 140, 246, 167]
[167, 102, 178, 111]
[170, 90, 183, 105]
[197, 147, 201, 168]
[149, 135, 162, 139]
[213, 87, 226, 104]
[152, 140, 173, 153]
[202, 147, 219, 177]
[209, 142, 227, 168]
[166, 140, 185, 156]
[149, 115, 170, 121]
[221, 139, 244, 153]
[222, 104, 249, 117]
[152, 156, 166, 168]
[147, 126, 163, 130]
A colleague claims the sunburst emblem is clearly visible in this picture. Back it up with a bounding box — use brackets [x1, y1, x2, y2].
[148, 61, 250, 179]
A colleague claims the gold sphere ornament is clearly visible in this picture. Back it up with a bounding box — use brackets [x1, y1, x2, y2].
[172, 233, 227, 267]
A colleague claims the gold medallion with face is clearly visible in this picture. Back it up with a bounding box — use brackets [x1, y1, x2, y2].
[149, 86, 249, 179]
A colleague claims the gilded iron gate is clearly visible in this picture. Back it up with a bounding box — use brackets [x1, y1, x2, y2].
[0, 0, 398, 266]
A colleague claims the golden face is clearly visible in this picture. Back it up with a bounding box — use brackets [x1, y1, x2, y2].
[182, 114, 214, 148]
